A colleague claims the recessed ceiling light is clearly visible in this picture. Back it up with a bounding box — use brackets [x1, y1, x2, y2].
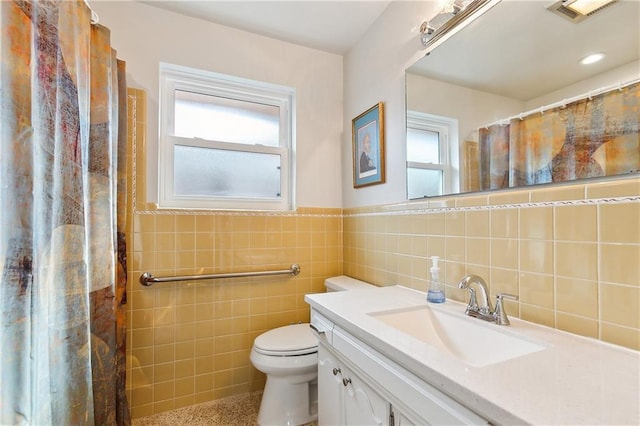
[579, 53, 605, 65]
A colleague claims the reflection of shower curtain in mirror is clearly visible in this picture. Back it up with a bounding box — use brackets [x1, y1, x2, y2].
[479, 124, 510, 189]
[479, 82, 640, 190]
[0, 1, 130, 424]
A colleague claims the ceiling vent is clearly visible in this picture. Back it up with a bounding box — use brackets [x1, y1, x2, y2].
[547, 0, 618, 22]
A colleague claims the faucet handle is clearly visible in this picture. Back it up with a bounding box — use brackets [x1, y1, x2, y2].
[494, 293, 518, 326]
[496, 293, 518, 302]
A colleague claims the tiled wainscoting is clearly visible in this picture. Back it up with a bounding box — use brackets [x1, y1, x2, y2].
[344, 178, 640, 351]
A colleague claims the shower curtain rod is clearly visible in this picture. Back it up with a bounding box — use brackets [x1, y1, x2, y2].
[483, 77, 640, 129]
[139, 264, 301, 286]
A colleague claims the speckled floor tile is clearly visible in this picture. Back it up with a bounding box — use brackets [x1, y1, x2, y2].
[132, 392, 262, 426]
[132, 391, 317, 426]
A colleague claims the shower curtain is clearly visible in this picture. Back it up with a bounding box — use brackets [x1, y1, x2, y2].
[0, 1, 130, 424]
[478, 81, 640, 190]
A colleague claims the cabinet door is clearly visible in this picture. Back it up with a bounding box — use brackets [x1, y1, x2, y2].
[342, 366, 388, 426]
[391, 404, 418, 426]
[318, 344, 343, 425]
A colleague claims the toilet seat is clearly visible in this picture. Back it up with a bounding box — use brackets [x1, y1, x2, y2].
[253, 323, 318, 356]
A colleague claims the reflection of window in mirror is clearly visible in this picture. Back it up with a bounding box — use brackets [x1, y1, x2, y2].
[406, 111, 459, 199]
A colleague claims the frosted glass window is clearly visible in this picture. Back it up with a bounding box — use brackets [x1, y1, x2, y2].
[407, 168, 443, 198]
[407, 128, 440, 164]
[174, 90, 279, 146]
[158, 63, 295, 210]
[174, 146, 281, 199]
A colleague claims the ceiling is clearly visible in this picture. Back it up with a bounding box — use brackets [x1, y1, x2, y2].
[139, 0, 393, 55]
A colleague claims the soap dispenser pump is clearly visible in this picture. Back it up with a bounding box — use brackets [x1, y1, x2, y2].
[427, 256, 445, 303]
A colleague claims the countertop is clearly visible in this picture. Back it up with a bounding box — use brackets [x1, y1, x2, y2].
[305, 285, 640, 425]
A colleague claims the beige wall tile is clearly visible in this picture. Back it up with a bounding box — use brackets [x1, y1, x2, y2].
[411, 214, 428, 235]
[444, 261, 465, 288]
[530, 184, 584, 202]
[131, 328, 154, 348]
[445, 211, 465, 236]
[130, 385, 153, 407]
[555, 242, 598, 281]
[600, 323, 640, 351]
[427, 236, 445, 259]
[600, 284, 640, 328]
[586, 177, 640, 199]
[556, 312, 598, 339]
[412, 235, 428, 257]
[427, 212, 445, 235]
[520, 240, 553, 274]
[175, 215, 195, 233]
[489, 268, 519, 298]
[556, 277, 598, 319]
[490, 238, 518, 270]
[488, 190, 529, 206]
[490, 208, 518, 238]
[600, 243, 640, 286]
[520, 304, 554, 328]
[397, 214, 412, 234]
[174, 395, 195, 409]
[456, 194, 488, 207]
[466, 238, 490, 266]
[153, 380, 174, 402]
[156, 215, 175, 232]
[599, 203, 640, 244]
[554, 204, 596, 241]
[520, 206, 553, 240]
[153, 399, 175, 415]
[134, 214, 155, 233]
[466, 210, 489, 237]
[519, 272, 554, 309]
[174, 324, 195, 344]
[445, 236, 465, 263]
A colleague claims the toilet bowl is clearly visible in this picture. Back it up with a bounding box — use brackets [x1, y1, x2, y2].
[251, 276, 376, 426]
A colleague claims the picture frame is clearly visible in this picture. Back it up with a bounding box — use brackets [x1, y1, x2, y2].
[352, 102, 385, 188]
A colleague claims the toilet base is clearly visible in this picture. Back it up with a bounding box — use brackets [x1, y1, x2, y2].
[257, 375, 318, 426]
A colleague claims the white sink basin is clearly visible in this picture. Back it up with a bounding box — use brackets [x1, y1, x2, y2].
[369, 305, 548, 367]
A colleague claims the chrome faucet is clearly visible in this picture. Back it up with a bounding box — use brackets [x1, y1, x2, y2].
[458, 274, 518, 326]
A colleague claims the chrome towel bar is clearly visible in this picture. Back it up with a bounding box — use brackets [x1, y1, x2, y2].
[140, 264, 301, 287]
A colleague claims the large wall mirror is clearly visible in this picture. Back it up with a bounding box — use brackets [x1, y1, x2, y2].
[405, 0, 640, 199]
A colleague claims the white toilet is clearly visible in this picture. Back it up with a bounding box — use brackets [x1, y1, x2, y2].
[250, 275, 376, 426]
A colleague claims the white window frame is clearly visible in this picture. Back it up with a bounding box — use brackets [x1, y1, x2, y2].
[406, 111, 459, 198]
[158, 63, 296, 210]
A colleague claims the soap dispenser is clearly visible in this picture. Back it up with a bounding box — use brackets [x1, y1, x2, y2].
[427, 256, 445, 303]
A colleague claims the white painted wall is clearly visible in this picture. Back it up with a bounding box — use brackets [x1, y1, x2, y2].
[342, 1, 441, 208]
[526, 60, 640, 110]
[92, 1, 344, 209]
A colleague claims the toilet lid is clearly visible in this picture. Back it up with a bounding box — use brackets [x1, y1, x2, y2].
[254, 323, 318, 356]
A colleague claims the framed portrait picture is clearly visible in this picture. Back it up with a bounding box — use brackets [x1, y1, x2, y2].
[352, 102, 385, 188]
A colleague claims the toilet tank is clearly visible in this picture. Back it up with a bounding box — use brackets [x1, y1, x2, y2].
[324, 275, 376, 292]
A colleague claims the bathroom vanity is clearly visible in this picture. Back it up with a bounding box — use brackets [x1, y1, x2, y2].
[305, 286, 640, 425]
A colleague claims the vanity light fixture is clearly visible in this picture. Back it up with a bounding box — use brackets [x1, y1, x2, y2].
[579, 52, 605, 65]
[420, 0, 500, 51]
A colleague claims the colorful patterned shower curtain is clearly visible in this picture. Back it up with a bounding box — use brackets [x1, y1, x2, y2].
[478, 82, 640, 190]
[0, 1, 130, 424]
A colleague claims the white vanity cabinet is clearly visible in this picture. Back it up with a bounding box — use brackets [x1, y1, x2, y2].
[318, 343, 389, 425]
[312, 309, 488, 426]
